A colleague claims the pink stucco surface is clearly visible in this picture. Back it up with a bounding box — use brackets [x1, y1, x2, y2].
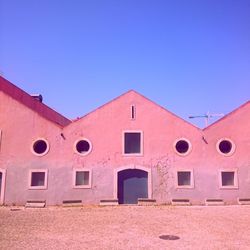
[0, 76, 249, 205]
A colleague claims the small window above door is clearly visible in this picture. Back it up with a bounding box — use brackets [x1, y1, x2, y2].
[123, 131, 143, 156]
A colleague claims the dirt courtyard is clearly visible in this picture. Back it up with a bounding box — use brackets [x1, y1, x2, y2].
[0, 205, 250, 250]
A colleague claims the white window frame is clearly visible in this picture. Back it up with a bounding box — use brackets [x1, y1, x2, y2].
[73, 169, 92, 189]
[219, 169, 238, 189]
[173, 138, 192, 156]
[31, 138, 50, 157]
[176, 169, 194, 189]
[29, 169, 48, 190]
[216, 138, 236, 157]
[0, 169, 6, 205]
[122, 130, 143, 156]
[74, 138, 92, 156]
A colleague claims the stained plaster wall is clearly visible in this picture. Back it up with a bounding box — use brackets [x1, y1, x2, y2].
[1, 88, 250, 205]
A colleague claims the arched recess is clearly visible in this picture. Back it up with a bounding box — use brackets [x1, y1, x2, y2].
[114, 165, 152, 204]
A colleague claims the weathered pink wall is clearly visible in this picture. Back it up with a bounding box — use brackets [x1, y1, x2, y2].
[0, 79, 250, 205]
[200, 102, 250, 203]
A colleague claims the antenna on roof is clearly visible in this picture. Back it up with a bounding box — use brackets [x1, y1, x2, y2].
[189, 112, 224, 127]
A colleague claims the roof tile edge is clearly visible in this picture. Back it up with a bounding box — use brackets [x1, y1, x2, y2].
[0, 76, 71, 127]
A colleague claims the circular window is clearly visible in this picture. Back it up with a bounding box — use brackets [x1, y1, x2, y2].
[32, 139, 49, 156]
[216, 138, 235, 156]
[74, 138, 92, 156]
[174, 138, 192, 156]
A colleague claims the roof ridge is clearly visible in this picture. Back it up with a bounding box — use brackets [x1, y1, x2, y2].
[0, 76, 71, 127]
[203, 100, 250, 131]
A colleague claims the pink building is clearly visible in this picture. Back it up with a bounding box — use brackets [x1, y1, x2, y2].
[0, 76, 250, 206]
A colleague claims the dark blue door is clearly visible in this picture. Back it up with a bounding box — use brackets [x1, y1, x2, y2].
[118, 169, 148, 204]
[0, 172, 2, 197]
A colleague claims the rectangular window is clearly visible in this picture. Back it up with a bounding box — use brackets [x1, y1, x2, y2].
[220, 170, 238, 189]
[131, 105, 136, 120]
[73, 169, 92, 188]
[123, 131, 143, 155]
[29, 169, 48, 190]
[176, 170, 194, 188]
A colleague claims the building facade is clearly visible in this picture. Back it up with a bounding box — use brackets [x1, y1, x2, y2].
[0, 76, 250, 206]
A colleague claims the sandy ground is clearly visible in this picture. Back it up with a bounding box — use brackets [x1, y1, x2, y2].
[0, 205, 250, 250]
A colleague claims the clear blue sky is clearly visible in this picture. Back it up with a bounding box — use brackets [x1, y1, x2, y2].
[0, 0, 249, 128]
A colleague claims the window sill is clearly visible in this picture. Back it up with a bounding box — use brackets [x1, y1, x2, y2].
[122, 153, 144, 157]
[176, 186, 194, 189]
[28, 186, 47, 190]
[219, 186, 239, 190]
[73, 185, 92, 189]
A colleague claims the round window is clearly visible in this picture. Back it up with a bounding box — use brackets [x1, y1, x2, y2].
[32, 139, 49, 156]
[216, 138, 235, 156]
[174, 138, 192, 156]
[74, 138, 92, 156]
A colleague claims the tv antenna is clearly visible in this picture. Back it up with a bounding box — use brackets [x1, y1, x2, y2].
[189, 111, 224, 127]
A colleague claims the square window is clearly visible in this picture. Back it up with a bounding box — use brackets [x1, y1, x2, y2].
[29, 170, 48, 189]
[124, 131, 142, 155]
[75, 171, 89, 186]
[31, 172, 45, 186]
[178, 172, 191, 186]
[220, 170, 238, 189]
[176, 170, 194, 188]
[73, 169, 91, 188]
[222, 172, 234, 186]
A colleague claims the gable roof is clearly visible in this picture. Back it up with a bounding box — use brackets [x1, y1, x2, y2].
[0, 76, 71, 127]
[68, 89, 201, 131]
[203, 100, 250, 131]
[3, 76, 247, 131]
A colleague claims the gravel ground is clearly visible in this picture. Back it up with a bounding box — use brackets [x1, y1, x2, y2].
[0, 205, 250, 250]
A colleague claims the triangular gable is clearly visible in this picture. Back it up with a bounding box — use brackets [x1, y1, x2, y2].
[67, 89, 201, 131]
[0, 76, 71, 127]
[203, 100, 250, 131]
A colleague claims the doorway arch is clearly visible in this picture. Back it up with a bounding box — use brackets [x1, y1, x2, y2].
[114, 166, 152, 204]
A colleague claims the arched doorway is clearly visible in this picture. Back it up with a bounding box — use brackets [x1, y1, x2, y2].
[118, 169, 148, 204]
